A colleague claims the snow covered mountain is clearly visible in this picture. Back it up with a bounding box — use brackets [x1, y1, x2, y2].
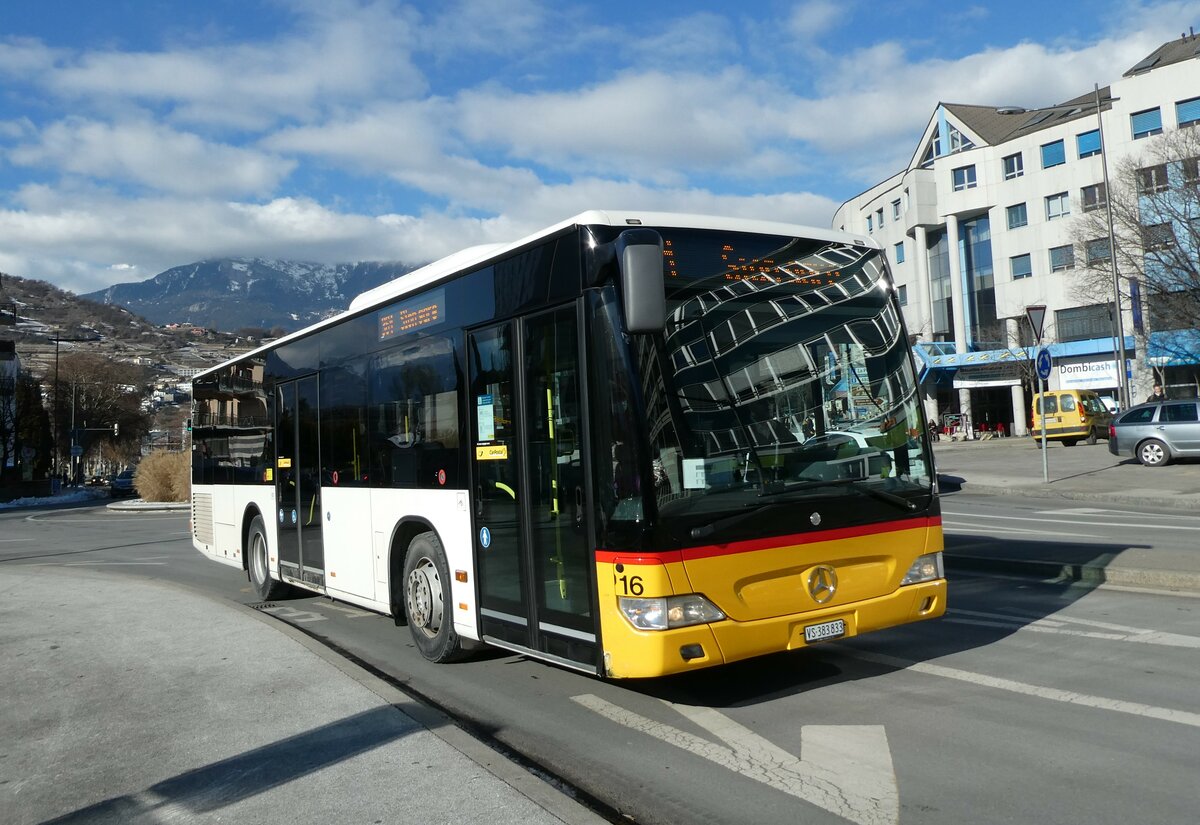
[83, 258, 418, 332]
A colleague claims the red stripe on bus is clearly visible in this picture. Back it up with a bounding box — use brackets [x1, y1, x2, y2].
[596, 515, 942, 565]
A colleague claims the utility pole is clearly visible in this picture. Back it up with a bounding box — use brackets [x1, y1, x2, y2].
[1095, 83, 1130, 409]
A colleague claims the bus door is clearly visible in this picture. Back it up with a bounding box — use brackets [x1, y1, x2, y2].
[275, 376, 325, 588]
[468, 307, 596, 669]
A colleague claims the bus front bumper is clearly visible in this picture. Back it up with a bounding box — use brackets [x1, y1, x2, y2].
[601, 579, 946, 679]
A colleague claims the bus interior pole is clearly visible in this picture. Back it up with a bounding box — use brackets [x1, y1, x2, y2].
[1040, 374, 1048, 483]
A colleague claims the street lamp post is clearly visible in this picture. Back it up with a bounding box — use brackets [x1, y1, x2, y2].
[50, 335, 90, 485]
[1095, 83, 1130, 409]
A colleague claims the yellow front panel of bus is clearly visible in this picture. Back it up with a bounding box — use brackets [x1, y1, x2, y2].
[595, 517, 945, 678]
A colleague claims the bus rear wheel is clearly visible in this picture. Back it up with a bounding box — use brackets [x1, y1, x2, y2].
[248, 515, 289, 600]
[403, 532, 464, 662]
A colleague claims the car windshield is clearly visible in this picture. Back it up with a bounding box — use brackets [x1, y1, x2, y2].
[590, 228, 933, 545]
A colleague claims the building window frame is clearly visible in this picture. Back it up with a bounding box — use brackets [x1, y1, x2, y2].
[1006, 202, 1028, 229]
[1081, 183, 1107, 213]
[894, 241, 905, 264]
[1002, 153, 1024, 180]
[952, 164, 978, 191]
[1045, 191, 1070, 221]
[1076, 129, 1101, 158]
[1049, 244, 1075, 272]
[1041, 139, 1066, 169]
[1131, 107, 1164, 139]
[1177, 96, 1200, 128]
[1137, 164, 1169, 195]
[1010, 253, 1032, 280]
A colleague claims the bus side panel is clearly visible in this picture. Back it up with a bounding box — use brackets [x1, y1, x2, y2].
[191, 482, 276, 572]
[369, 488, 480, 643]
[321, 486, 375, 603]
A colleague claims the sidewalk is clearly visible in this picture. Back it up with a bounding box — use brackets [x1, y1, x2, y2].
[933, 436, 1200, 592]
[0, 566, 605, 825]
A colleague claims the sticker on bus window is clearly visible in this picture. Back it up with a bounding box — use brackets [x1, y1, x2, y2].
[278, 457, 292, 469]
[683, 459, 706, 489]
[477, 394, 495, 441]
[476, 445, 508, 461]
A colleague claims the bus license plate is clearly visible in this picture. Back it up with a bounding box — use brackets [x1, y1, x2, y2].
[804, 619, 845, 643]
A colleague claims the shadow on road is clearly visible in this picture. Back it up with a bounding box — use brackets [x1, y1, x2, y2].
[41, 705, 426, 824]
[622, 533, 1138, 709]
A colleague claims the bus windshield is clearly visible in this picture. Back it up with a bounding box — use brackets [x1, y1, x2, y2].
[595, 228, 933, 546]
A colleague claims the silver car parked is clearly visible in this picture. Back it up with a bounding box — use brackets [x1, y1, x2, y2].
[1107, 400, 1200, 467]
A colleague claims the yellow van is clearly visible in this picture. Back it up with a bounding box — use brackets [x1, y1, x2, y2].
[1032, 390, 1114, 446]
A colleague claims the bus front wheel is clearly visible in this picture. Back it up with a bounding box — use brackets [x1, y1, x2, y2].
[403, 532, 463, 662]
[248, 515, 289, 600]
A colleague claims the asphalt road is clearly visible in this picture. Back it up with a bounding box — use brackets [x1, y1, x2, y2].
[4, 502, 1199, 825]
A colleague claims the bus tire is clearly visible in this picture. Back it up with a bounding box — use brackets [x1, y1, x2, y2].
[403, 531, 463, 662]
[248, 515, 289, 600]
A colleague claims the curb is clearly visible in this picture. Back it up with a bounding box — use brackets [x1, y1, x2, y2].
[105, 499, 190, 512]
[944, 553, 1200, 593]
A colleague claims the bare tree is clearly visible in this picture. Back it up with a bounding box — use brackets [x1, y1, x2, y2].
[1072, 126, 1200, 392]
[49, 353, 152, 478]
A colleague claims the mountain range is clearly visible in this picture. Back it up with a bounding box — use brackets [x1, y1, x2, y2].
[83, 258, 418, 333]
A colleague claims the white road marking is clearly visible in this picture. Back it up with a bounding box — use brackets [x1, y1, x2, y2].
[257, 605, 327, 623]
[319, 602, 373, 618]
[847, 650, 1200, 729]
[0, 538, 34, 542]
[942, 519, 1105, 539]
[573, 694, 897, 825]
[949, 607, 1200, 649]
[940, 511, 1200, 532]
[52, 561, 168, 566]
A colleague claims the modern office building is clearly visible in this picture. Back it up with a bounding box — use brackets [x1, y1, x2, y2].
[833, 34, 1200, 435]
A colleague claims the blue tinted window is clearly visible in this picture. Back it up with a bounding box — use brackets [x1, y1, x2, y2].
[1076, 129, 1101, 158]
[1041, 140, 1066, 168]
[1131, 108, 1163, 139]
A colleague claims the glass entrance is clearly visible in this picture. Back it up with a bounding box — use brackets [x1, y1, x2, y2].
[275, 376, 324, 587]
[469, 307, 594, 667]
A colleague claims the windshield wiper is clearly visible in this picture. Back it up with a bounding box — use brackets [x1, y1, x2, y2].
[689, 478, 919, 539]
[690, 502, 788, 540]
[759, 478, 918, 512]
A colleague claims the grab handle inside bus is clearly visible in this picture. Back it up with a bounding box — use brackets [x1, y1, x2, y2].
[616, 229, 666, 334]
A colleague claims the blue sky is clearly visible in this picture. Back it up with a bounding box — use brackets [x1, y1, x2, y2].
[1, 0, 1197, 294]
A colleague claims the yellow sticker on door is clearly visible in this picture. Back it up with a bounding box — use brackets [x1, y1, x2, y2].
[475, 444, 509, 461]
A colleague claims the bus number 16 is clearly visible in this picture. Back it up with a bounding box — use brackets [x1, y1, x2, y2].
[616, 574, 644, 596]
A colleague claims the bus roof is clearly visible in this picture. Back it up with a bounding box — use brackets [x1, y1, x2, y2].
[193, 210, 873, 380]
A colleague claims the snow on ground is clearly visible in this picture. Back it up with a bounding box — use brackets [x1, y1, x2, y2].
[0, 487, 115, 510]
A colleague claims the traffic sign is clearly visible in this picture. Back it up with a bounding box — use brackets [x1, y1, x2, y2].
[1026, 304, 1047, 343]
[70, 445, 84, 457]
[1036, 348, 1052, 381]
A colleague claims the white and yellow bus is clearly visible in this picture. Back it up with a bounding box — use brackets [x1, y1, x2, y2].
[190, 211, 945, 678]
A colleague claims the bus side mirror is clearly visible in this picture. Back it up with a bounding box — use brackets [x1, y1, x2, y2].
[616, 229, 665, 334]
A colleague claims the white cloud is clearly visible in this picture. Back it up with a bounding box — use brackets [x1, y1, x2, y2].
[31, 5, 425, 129]
[10, 119, 295, 196]
[786, 1, 851, 42]
[455, 69, 795, 182]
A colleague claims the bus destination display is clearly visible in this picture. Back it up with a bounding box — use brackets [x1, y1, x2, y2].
[378, 288, 445, 341]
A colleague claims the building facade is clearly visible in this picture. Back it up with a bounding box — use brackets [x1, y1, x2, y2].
[833, 35, 1200, 435]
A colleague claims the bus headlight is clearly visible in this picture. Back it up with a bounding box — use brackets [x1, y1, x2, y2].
[618, 595, 726, 630]
[900, 552, 944, 585]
